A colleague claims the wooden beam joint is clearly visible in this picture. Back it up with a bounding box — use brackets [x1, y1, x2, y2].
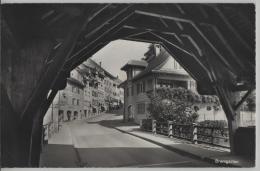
[234, 88, 254, 111]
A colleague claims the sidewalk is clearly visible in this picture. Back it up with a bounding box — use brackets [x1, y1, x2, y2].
[39, 123, 80, 167]
[39, 114, 108, 167]
[114, 125, 255, 167]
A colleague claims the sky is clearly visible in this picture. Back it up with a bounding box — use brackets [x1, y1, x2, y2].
[91, 39, 150, 81]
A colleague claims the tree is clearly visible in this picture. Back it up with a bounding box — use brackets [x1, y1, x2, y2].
[246, 92, 255, 111]
[147, 87, 220, 124]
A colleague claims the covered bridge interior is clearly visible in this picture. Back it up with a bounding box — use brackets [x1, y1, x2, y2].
[1, 3, 255, 167]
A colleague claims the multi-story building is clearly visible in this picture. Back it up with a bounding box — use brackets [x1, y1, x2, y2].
[81, 59, 124, 112]
[79, 59, 106, 115]
[104, 72, 116, 110]
[113, 77, 124, 108]
[43, 58, 124, 132]
[120, 44, 196, 123]
[104, 76, 124, 110]
[78, 62, 94, 118]
[43, 68, 85, 132]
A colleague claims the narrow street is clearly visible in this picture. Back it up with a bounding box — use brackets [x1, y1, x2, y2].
[40, 113, 215, 167]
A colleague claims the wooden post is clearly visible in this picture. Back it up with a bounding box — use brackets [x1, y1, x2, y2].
[192, 123, 198, 144]
[168, 121, 173, 138]
[215, 86, 241, 154]
[152, 120, 157, 135]
[29, 89, 58, 167]
[29, 118, 44, 167]
[1, 84, 29, 166]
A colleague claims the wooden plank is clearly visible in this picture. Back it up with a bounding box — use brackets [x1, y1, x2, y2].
[124, 13, 238, 80]
[199, 23, 252, 75]
[213, 6, 252, 51]
[151, 32, 212, 80]
[205, 6, 254, 69]
[69, 4, 134, 61]
[67, 6, 135, 66]
[132, 6, 250, 77]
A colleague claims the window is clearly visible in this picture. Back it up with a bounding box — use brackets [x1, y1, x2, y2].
[67, 110, 72, 120]
[92, 91, 98, 97]
[127, 70, 132, 80]
[126, 87, 129, 97]
[77, 99, 79, 105]
[131, 86, 134, 96]
[58, 110, 64, 115]
[137, 82, 145, 94]
[142, 81, 146, 92]
[58, 110, 64, 121]
[72, 98, 76, 105]
[74, 111, 78, 120]
[147, 79, 153, 90]
[137, 103, 145, 114]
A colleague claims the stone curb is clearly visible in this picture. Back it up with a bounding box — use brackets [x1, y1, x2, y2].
[114, 127, 241, 168]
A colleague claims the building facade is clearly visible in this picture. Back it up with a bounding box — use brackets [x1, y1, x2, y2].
[43, 68, 86, 133]
[120, 44, 196, 124]
[104, 71, 117, 110]
[115, 78, 124, 108]
[43, 58, 124, 134]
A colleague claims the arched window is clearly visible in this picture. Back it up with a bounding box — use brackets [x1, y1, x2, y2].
[58, 110, 64, 122]
[67, 111, 71, 121]
[74, 111, 78, 120]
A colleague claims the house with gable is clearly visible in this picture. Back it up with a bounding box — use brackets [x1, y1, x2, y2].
[120, 44, 196, 123]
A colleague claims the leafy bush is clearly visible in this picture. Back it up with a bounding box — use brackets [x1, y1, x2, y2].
[147, 87, 220, 124]
[246, 92, 255, 111]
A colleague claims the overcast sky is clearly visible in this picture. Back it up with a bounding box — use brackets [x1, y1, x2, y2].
[91, 39, 150, 81]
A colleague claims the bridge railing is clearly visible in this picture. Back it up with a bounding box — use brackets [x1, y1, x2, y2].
[141, 119, 230, 148]
[196, 125, 229, 148]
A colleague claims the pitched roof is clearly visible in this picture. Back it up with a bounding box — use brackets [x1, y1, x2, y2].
[152, 69, 189, 75]
[82, 59, 116, 79]
[82, 59, 99, 70]
[132, 48, 190, 81]
[121, 60, 148, 71]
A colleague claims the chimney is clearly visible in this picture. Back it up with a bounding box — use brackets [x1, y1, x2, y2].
[99, 62, 102, 67]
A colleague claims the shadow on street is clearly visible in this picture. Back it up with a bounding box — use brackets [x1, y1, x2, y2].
[87, 116, 140, 131]
[75, 147, 215, 167]
[40, 144, 79, 167]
